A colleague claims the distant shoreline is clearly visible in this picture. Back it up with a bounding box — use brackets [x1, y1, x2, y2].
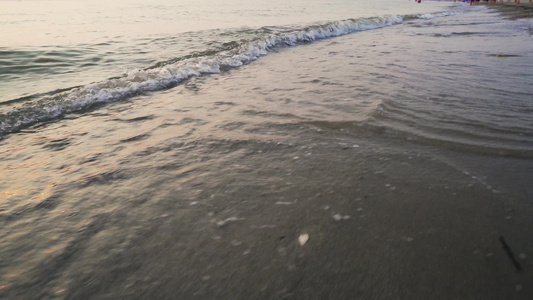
[483, 2, 533, 19]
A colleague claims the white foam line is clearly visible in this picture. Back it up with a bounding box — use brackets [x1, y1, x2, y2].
[2, 13, 463, 136]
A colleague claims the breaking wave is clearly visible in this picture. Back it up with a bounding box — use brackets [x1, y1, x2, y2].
[0, 13, 453, 136]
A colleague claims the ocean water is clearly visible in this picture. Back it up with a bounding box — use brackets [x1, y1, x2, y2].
[1, 0, 454, 129]
[1, 0, 533, 298]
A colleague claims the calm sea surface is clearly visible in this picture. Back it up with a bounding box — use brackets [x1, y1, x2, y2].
[1, 0, 533, 298]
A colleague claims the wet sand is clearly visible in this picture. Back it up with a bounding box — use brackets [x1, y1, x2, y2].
[486, 2, 533, 19]
[63, 130, 533, 299]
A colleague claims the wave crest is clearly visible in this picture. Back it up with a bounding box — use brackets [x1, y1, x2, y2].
[0, 14, 415, 136]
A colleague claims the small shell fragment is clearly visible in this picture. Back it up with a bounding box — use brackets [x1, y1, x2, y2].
[298, 234, 309, 246]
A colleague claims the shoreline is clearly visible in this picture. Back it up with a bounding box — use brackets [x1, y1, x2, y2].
[1, 3, 533, 299]
[483, 2, 533, 19]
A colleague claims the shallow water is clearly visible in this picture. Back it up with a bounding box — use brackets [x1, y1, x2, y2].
[0, 0, 446, 103]
[0, 0, 454, 120]
[1, 1, 533, 298]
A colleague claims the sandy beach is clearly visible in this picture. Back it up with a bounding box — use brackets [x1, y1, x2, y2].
[486, 2, 533, 19]
[1, 1, 532, 299]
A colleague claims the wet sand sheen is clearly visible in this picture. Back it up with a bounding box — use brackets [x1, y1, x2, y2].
[487, 3, 533, 19]
[4, 88, 530, 298]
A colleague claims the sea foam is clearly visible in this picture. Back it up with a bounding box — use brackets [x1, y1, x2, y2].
[0, 13, 453, 136]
